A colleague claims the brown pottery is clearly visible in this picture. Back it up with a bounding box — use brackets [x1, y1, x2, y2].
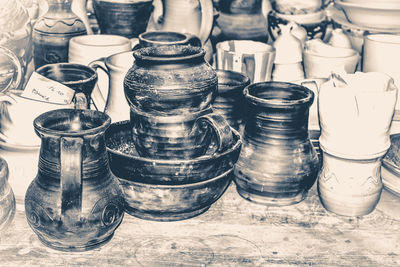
[25, 109, 124, 251]
[105, 120, 242, 221]
[124, 45, 217, 115]
[137, 31, 202, 49]
[234, 82, 320, 206]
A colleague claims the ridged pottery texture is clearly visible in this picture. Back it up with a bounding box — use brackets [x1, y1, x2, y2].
[234, 82, 320, 206]
[0, 157, 16, 234]
[124, 45, 217, 115]
[25, 109, 124, 252]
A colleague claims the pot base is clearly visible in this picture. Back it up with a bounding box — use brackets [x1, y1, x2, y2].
[318, 181, 382, 217]
[125, 205, 210, 222]
[36, 231, 116, 252]
[235, 184, 309, 206]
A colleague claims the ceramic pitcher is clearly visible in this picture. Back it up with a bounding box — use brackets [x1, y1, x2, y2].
[0, 157, 16, 234]
[146, 0, 214, 45]
[25, 109, 124, 251]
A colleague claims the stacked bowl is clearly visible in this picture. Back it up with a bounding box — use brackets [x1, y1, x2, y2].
[105, 43, 241, 221]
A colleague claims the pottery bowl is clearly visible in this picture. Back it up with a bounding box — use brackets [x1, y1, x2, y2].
[105, 120, 242, 185]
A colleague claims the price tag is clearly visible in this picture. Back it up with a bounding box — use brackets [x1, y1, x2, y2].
[21, 72, 75, 104]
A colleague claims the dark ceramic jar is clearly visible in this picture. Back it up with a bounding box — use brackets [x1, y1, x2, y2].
[124, 45, 218, 115]
[234, 82, 320, 206]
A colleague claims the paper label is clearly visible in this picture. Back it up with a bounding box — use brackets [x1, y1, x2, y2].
[21, 72, 75, 104]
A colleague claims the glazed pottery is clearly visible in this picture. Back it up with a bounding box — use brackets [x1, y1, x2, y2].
[131, 107, 234, 160]
[0, 90, 79, 147]
[0, 47, 24, 93]
[89, 51, 134, 122]
[0, 157, 16, 233]
[25, 109, 124, 251]
[36, 63, 98, 109]
[317, 72, 397, 216]
[216, 0, 270, 42]
[105, 120, 241, 221]
[234, 82, 320, 206]
[69, 34, 133, 112]
[92, 0, 154, 39]
[215, 40, 275, 83]
[303, 39, 359, 79]
[106, 120, 241, 184]
[362, 34, 400, 111]
[0, 0, 33, 87]
[268, 9, 328, 41]
[381, 134, 400, 198]
[146, 0, 214, 45]
[33, 0, 87, 69]
[328, 28, 353, 48]
[318, 151, 383, 216]
[214, 70, 250, 131]
[270, 0, 322, 14]
[137, 31, 202, 48]
[124, 45, 217, 115]
[318, 72, 397, 159]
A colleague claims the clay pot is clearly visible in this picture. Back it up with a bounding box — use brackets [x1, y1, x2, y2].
[124, 45, 217, 115]
[234, 81, 320, 206]
[105, 120, 241, 184]
[137, 31, 202, 48]
[0, 157, 16, 233]
[25, 109, 124, 251]
[105, 121, 241, 221]
[214, 70, 250, 131]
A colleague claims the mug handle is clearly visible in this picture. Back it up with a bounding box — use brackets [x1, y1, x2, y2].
[89, 59, 110, 113]
[198, 0, 214, 44]
[196, 113, 234, 154]
[60, 136, 83, 224]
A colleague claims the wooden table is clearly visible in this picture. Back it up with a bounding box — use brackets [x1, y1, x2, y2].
[1, 148, 400, 267]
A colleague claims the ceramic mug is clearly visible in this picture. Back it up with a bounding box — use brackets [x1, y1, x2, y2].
[68, 34, 134, 111]
[89, 51, 135, 122]
[363, 34, 400, 111]
[130, 106, 234, 160]
[36, 63, 98, 110]
[0, 90, 84, 147]
[215, 40, 275, 83]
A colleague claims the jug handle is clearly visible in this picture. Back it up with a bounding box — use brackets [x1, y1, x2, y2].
[60, 136, 83, 223]
[0, 46, 23, 93]
[261, 0, 272, 18]
[89, 59, 110, 113]
[196, 113, 234, 154]
[198, 0, 214, 44]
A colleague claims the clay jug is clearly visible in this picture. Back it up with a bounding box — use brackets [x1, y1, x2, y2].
[124, 45, 217, 115]
[234, 81, 320, 206]
[0, 157, 16, 233]
[25, 109, 124, 251]
[33, 0, 87, 69]
[146, 0, 214, 45]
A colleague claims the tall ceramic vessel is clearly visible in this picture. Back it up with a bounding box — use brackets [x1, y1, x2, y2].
[33, 0, 87, 69]
[25, 109, 124, 251]
[234, 82, 319, 206]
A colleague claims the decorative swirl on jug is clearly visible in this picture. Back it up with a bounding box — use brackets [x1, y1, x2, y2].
[25, 200, 54, 228]
[102, 202, 121, 226]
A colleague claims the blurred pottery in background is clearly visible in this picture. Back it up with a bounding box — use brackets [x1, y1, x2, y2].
[0, 157, 16, 234]
[105, 120, 241, 221]
[69, 34, 133, 112]
[214, 70, 250, 131]
[381, 134, 400, 198]
[234, 82, 319, 206]
[92, 0, 154, 39]
[0, 47, 24, 93]
[89, 51, 135, 122]
[25, 109, 124, 251]
[215, 40, 275, 83]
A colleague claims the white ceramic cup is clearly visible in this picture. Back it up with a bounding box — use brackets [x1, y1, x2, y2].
[215, 40, 276, 83]
[362, 34, 400, 111]
[89, 51, 135, 122]
[68, 34, 134, 111]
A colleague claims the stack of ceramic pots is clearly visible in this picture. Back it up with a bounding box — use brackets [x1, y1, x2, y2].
[105, 44, 241, 221]
[318, 72, 397, 216]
